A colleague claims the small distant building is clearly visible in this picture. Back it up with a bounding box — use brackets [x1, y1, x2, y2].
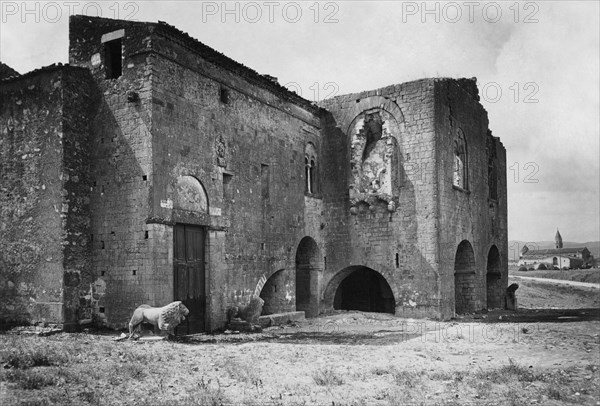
[518, 230, 593, 269]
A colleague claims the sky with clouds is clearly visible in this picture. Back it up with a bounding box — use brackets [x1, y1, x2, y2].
[1, 1, 598, 242]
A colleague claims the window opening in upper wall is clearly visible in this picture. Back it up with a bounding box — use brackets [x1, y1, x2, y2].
[104, 38, 122, 79]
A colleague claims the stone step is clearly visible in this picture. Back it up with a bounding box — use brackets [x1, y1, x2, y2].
[258, 311, 306, 328]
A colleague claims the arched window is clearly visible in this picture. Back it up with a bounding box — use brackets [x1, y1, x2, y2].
[488, 160, 498, 200]
[310, 158, 316, 193]
[487, 133, 498, 200]
[453, 129, 468, 189]
[304, 143, 317, 195]
[304, 156, 313, 194]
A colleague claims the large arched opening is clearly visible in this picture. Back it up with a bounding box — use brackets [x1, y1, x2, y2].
[486, 245, 503, 309]
[295, 237, 322, 317]
[259, 269, 294, 316]
[325, 266, 395, 314]
[454, 240, 477, 314]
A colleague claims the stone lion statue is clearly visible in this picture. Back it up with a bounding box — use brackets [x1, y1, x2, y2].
[228, 296, 264, 325]
[128, 301, 189, 339]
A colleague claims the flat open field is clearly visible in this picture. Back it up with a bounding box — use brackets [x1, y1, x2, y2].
[509, 268, 600, 284]
[2, 282, 599, 406]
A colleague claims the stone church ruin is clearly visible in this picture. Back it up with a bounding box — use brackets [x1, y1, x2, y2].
[0, 16, 507, 332]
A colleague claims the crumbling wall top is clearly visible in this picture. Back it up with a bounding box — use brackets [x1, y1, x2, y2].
[0, 62, 20, 81]
[68, 15, 322, 115]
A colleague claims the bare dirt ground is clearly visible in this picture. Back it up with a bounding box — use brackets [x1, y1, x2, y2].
[1, 282, 599, 406]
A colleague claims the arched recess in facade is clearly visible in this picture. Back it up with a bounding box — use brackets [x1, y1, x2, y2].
[259, 269, 295, 316]
[174, 175, 209, 213]
[486, 245, 503, 309]
[295, 237, 323, 317]
[454, 240, 478, 314]
[172, 175, 209, 334]
[323, 266, 395, 314]
[345, 97, 406, 209]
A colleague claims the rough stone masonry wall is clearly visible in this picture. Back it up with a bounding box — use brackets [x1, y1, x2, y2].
[67, 16, 326, 330]
[0, 66, 96, 328]
[434, 79, 508, 314]
[148, 27, 323, 330]
[69, 16, 162, 328]
[57, 68, 98, 329]
[320, 79, 444, 319]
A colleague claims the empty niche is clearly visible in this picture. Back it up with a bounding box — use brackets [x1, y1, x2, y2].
[261, 164, 270, 199]
[453, 129, 468, 190]
[220, 86, 229, 104]
[222, 173, 233, 201]
[348, 109, 401, 210]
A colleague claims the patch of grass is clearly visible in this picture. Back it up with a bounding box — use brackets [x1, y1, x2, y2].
[222, 360, 262, 387]
[123, 362, 147, 379]
[429, 370, 454, 381]
[385, 386, 426, 405]
[77, 390, 98, 405]
[312, 366, 345, 386]
[2, 368, 58, 389]
[13, 400, 51, 406]
[546, 385, 566, 400]
[370, 366, 391, 376]
[504, 386, 528, 406]
[0, 340, 70, 369]
[474, 358, 536, 383]
[132, 391, 228, 406]
[453, 370, 468, 383]
[55, 365, 84, 386]
[473, 379, 493, 399]
[391, 369, 423, 387]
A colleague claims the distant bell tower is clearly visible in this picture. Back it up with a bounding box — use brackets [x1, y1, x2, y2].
[555, 229, 563, 249]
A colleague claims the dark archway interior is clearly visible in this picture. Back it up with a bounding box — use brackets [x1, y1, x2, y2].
[259, 269, 293, 316]
[333, 268, 395, 314]
[454, 240, 477, 314]
[486, 245, 503, 309]
[295, 237, 322, 317]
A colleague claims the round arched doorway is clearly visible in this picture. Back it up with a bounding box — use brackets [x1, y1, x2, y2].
[295, 237, 322, 317]
[454, 240, 477, 314]
[258, 269, 294, 316]
[486, 245, 503, 309]
[327, 266, 395, 314]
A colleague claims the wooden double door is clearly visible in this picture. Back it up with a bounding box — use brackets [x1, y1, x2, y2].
[174, 224, 206, 334]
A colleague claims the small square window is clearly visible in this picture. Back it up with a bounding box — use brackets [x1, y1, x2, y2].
[220, 87, 229, 104]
